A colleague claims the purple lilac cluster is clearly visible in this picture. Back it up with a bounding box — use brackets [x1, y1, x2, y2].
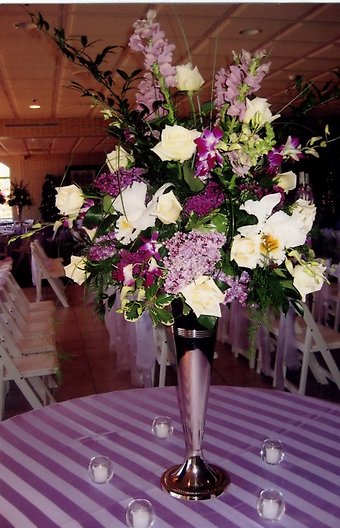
[114, 247, 162, 287]
[128, 10, 176, 114]
[214, 49, 270, 119]
[94, 168, 145, 198]
[88, 233, 117, 262]
[163, 231, 226, 294]
[194, 127, 224, 179]
[183, 181, 225, 217]
[221, 271, 250, 306]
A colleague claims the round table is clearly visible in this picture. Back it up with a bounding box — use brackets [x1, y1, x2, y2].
[1, 386, 339, 527]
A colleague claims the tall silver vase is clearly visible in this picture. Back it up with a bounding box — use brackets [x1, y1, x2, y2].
[161, 303, 230, 500]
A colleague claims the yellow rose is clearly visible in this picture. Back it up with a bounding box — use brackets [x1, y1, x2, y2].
[230, 234, 262, 269]
[156, 191, 182, 224]
[151, 125, 201, 163]
[64, 256, 88, 285]
[176, 63, 204, 92]
[181, 276, 225, 318]
[55, 184, 84, 216]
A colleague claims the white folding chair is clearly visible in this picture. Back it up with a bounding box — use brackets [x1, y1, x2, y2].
[0, 340, 58, 420]
[30, 240, 69, 307]
[272, 303, 340, 395]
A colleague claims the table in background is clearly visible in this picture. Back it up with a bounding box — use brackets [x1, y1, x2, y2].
[1, 387, 339, 527]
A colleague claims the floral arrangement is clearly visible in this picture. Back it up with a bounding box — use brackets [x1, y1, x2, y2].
[33, 10, 328, 336]
[7, 179, 33, 214]
[0, 191, 6, 206]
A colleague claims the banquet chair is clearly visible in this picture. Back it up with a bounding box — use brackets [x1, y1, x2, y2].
[152, 324, 176, 387]
[0, 340, 58, 420]
[3, 261, 56, 317]
[30, 240, 69, 307]
[271, 303, 340, 395]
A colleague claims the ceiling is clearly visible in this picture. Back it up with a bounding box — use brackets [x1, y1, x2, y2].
[0, 2, 339, 159]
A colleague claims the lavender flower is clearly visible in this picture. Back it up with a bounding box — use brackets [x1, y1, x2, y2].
[183, 182, 225, 217]
[219, 270, 250, 305]
[164, 231, 226, 294]
[94, 168, 145, 198]
[89, 233, 117, 261]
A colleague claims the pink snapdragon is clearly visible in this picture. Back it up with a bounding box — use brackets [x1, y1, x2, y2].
[129, 10, 176, 112]
[214, 49, 270, 119]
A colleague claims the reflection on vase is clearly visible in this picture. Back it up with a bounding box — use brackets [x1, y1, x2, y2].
[161, 301, 230, 500]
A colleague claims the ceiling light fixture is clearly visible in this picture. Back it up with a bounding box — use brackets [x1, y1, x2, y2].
[14, 21, 37, 30]
[239, 28, 262, 36]
[29, 99, 41, 109]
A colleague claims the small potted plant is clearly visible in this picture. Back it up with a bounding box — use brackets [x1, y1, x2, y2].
[7, 180, 33, 224]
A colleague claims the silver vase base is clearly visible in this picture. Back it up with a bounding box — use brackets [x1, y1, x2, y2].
[161, 456, 231, 501]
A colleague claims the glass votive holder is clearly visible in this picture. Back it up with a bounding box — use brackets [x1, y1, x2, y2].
[151, 416, 174, 439]
[257, 489, 285, 521]
[88, 455, 114, 484]
[261, 438, 284, 465]
[125, 498, 155, 528]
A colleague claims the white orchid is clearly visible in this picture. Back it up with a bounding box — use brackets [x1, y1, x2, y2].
[234, 193, 307, 267]
[112, 181, 173, 243]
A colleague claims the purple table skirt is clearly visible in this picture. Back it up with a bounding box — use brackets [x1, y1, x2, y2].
[1, 386, 339, 527]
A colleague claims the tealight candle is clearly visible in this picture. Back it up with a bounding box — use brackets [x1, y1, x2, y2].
[261, 439, 284, 465]
[262, 498, 279, 520]
[88, 455, 114, 484]
[266, 446, 281, 464]
[257, 489, 285, 522]
[93, 464, 108, 484]
[132, 508, 151, 528]
[126, 498, 155, 528]
[152, 416, 173, 439]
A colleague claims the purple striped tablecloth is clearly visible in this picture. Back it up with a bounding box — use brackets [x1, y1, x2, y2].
[1, 386, 339, 527]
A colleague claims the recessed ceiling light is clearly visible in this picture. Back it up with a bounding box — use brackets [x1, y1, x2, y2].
[29, 99, 41, 110]
[14, 21, 37, 30]
[239, 28, 262, 36]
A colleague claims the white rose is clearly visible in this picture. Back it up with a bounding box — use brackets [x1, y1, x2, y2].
[151, 125, 201, 163]
[106, 146, 133, 171]
[155, 191, 182, 224]
[181, 275, 225, 318]
[290, 262, 326, 301]
[64, 256, 88, 285]
[176, 63, 204, 92]
[243, 97, 280, 126]
[55, 185, 84, 217]
[291, 199, 316, 235]
[275, 171, 297, 193]
[230, 234, 262, 269]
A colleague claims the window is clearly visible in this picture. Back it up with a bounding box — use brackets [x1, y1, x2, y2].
[0, 163, 12, 220]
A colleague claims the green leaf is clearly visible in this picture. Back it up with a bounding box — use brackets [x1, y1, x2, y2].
[183, 162, 205, 192]
[197, 315, 218, 332]
[124, 302, 144, 322]
[149, 307, 174, 326]
[154, 293, 175, 308]
[102, 194, 114, 214]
